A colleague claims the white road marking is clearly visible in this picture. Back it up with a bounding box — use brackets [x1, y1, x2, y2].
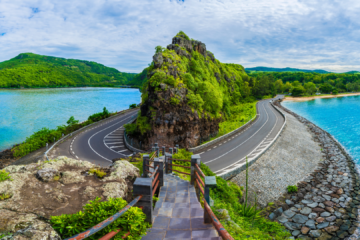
[118, 150, 128, 152]
[105, 142, 123, 144]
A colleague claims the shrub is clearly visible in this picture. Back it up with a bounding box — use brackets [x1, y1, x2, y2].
[0, 193, 12, 201]
[0, 170, 12, 182]
[170, 97, 180, 105]
[287, 185, 298, 193]
[89, 168, 107, 178]
[50, 197, 149, 239]
[129, 103, 137, 109]
[66, 116, 79, 126]
[124, 123, 137, 135]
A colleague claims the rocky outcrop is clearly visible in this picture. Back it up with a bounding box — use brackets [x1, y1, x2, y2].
[0, 209, 61, 240]
[0, 156, 140, 237]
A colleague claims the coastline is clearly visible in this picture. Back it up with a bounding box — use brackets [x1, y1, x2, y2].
[284, 92, 360, 102]
[272, 101, 360, 239]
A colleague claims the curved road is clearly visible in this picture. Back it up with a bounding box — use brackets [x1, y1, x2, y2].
[199, 96, 284, 176]
[54, 109, 139, 167]
[54, 96, 285, 172]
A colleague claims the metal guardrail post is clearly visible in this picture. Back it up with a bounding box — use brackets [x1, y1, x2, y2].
[162, 146, 165, 155]
[175, 144, 179, 153]
[169, 147, 173, 155]
[191, 154, 201, 185]
[204, 176, 217, 223]
[165, 153, 172, 174]
[143, 154, 149, 177]
[155, 142, 158, 148]
[156, 147, 159, 157]
[153, 157, 164, 188]
[133, 178, 153, 223]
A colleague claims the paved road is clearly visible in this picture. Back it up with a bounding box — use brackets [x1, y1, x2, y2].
[199, 96, 285, 176]
[53, 109, 139, 167]
[53, 96, 284, 172]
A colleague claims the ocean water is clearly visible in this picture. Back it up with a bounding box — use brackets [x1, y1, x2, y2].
[0, 88, 141, 151]
[282, 96, 360, 165]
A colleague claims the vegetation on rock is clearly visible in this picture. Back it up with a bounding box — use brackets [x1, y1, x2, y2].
[127, 31, 268, 148]
[0, 169, 12, 182]
[0, 53, 138, 88]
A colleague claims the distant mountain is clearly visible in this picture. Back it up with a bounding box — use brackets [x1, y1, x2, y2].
[345, 71, 360, 74]
[0, 53, 139, 88]
[245, 67, 330, 74]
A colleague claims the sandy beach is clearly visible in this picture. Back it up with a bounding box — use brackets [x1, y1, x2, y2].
[284, 92, 360, 102]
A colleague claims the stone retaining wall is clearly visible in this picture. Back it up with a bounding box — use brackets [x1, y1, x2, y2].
[265, 101, 360, 239]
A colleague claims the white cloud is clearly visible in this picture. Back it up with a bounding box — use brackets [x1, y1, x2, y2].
[0, 0, 359, 72]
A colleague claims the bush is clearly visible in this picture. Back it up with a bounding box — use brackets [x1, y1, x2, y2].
[0, 193, 12, 201]
[287, 185, 298, 193]
[50, 197, 149, 240]
[129, 103, 137, 109]
[0, 170, 12, 182]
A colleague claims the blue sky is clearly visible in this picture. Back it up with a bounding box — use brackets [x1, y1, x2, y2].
[1, 0, 360, 73]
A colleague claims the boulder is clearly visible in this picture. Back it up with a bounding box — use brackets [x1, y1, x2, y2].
[0, 209, 61, 240]
[36, 168, 59, 182]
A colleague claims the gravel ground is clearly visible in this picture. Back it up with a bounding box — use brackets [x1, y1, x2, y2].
[231, 109, 323, 207]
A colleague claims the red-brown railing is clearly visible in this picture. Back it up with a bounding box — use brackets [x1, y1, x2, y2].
[194, 163, 234, 240]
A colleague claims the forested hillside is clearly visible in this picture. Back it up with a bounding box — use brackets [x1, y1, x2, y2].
[246, 66, 330, 73]
[0, 53, 139, 88]
[248, 71, 360, 96]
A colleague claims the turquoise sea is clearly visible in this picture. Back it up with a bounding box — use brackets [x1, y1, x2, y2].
[0, 88, 141, 151]
[282, 96, 360, 165]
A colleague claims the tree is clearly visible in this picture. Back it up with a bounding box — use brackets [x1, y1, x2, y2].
[304, 82, 317, 95]
[155, 46, 165, 54]
[66, 116, 79, 126]
[319, 83, 333, 93]
[291, 86, 305, 97]
[282, 82, 292, 93]
[274, 79, 284, 94]
[129, 103, 137, 109]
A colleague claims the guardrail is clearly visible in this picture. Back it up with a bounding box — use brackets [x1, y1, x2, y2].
[188, 101, 260, 153]
[44, 108, 137, 161]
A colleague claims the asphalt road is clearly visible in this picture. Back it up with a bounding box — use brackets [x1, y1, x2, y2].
[55, 109, 139, 167]
[200, 96, 285, 175]
[54, 96, 285, 171]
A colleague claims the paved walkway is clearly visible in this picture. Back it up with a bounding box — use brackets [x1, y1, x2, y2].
[141, 174, 221, 240]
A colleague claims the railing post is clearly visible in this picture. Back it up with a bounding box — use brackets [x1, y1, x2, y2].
[154, 157, 164, 188]
[169, 147, 173, 155]
[175, 144, 179, 153]
[156, 147, 159, 157]
[165, 153, 172, 174]
[133, 178, 153, 223]
[191, 154, 201, 185]
[162, 146, 165, 155]
[204, 176, 217, 224]
[142, 154, 149, 177]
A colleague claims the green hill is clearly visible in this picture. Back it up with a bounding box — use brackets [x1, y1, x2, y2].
[245, 66, 330, 73]
[0, 53, 139, 88]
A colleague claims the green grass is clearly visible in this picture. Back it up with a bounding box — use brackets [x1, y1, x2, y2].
[202, 101, 257, 145]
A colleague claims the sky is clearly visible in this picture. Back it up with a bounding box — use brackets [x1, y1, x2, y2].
[1, 0, 360, 73]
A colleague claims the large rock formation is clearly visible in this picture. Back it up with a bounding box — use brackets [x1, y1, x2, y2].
[128, 32, 248, 149]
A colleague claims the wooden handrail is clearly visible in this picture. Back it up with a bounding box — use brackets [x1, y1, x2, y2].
[195, 171, 205, 187]
[167, 163, 191, 169]
[204, 201, 234, 240]
[195, 164, 205, 178]
[171, 169, 191, 176]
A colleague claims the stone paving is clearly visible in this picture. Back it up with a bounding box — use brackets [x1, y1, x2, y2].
[141, 174, 221, 240]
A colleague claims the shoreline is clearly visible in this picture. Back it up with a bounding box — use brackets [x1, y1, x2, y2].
[284, 92, 360, 102]
[271, 101, 360, 239]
